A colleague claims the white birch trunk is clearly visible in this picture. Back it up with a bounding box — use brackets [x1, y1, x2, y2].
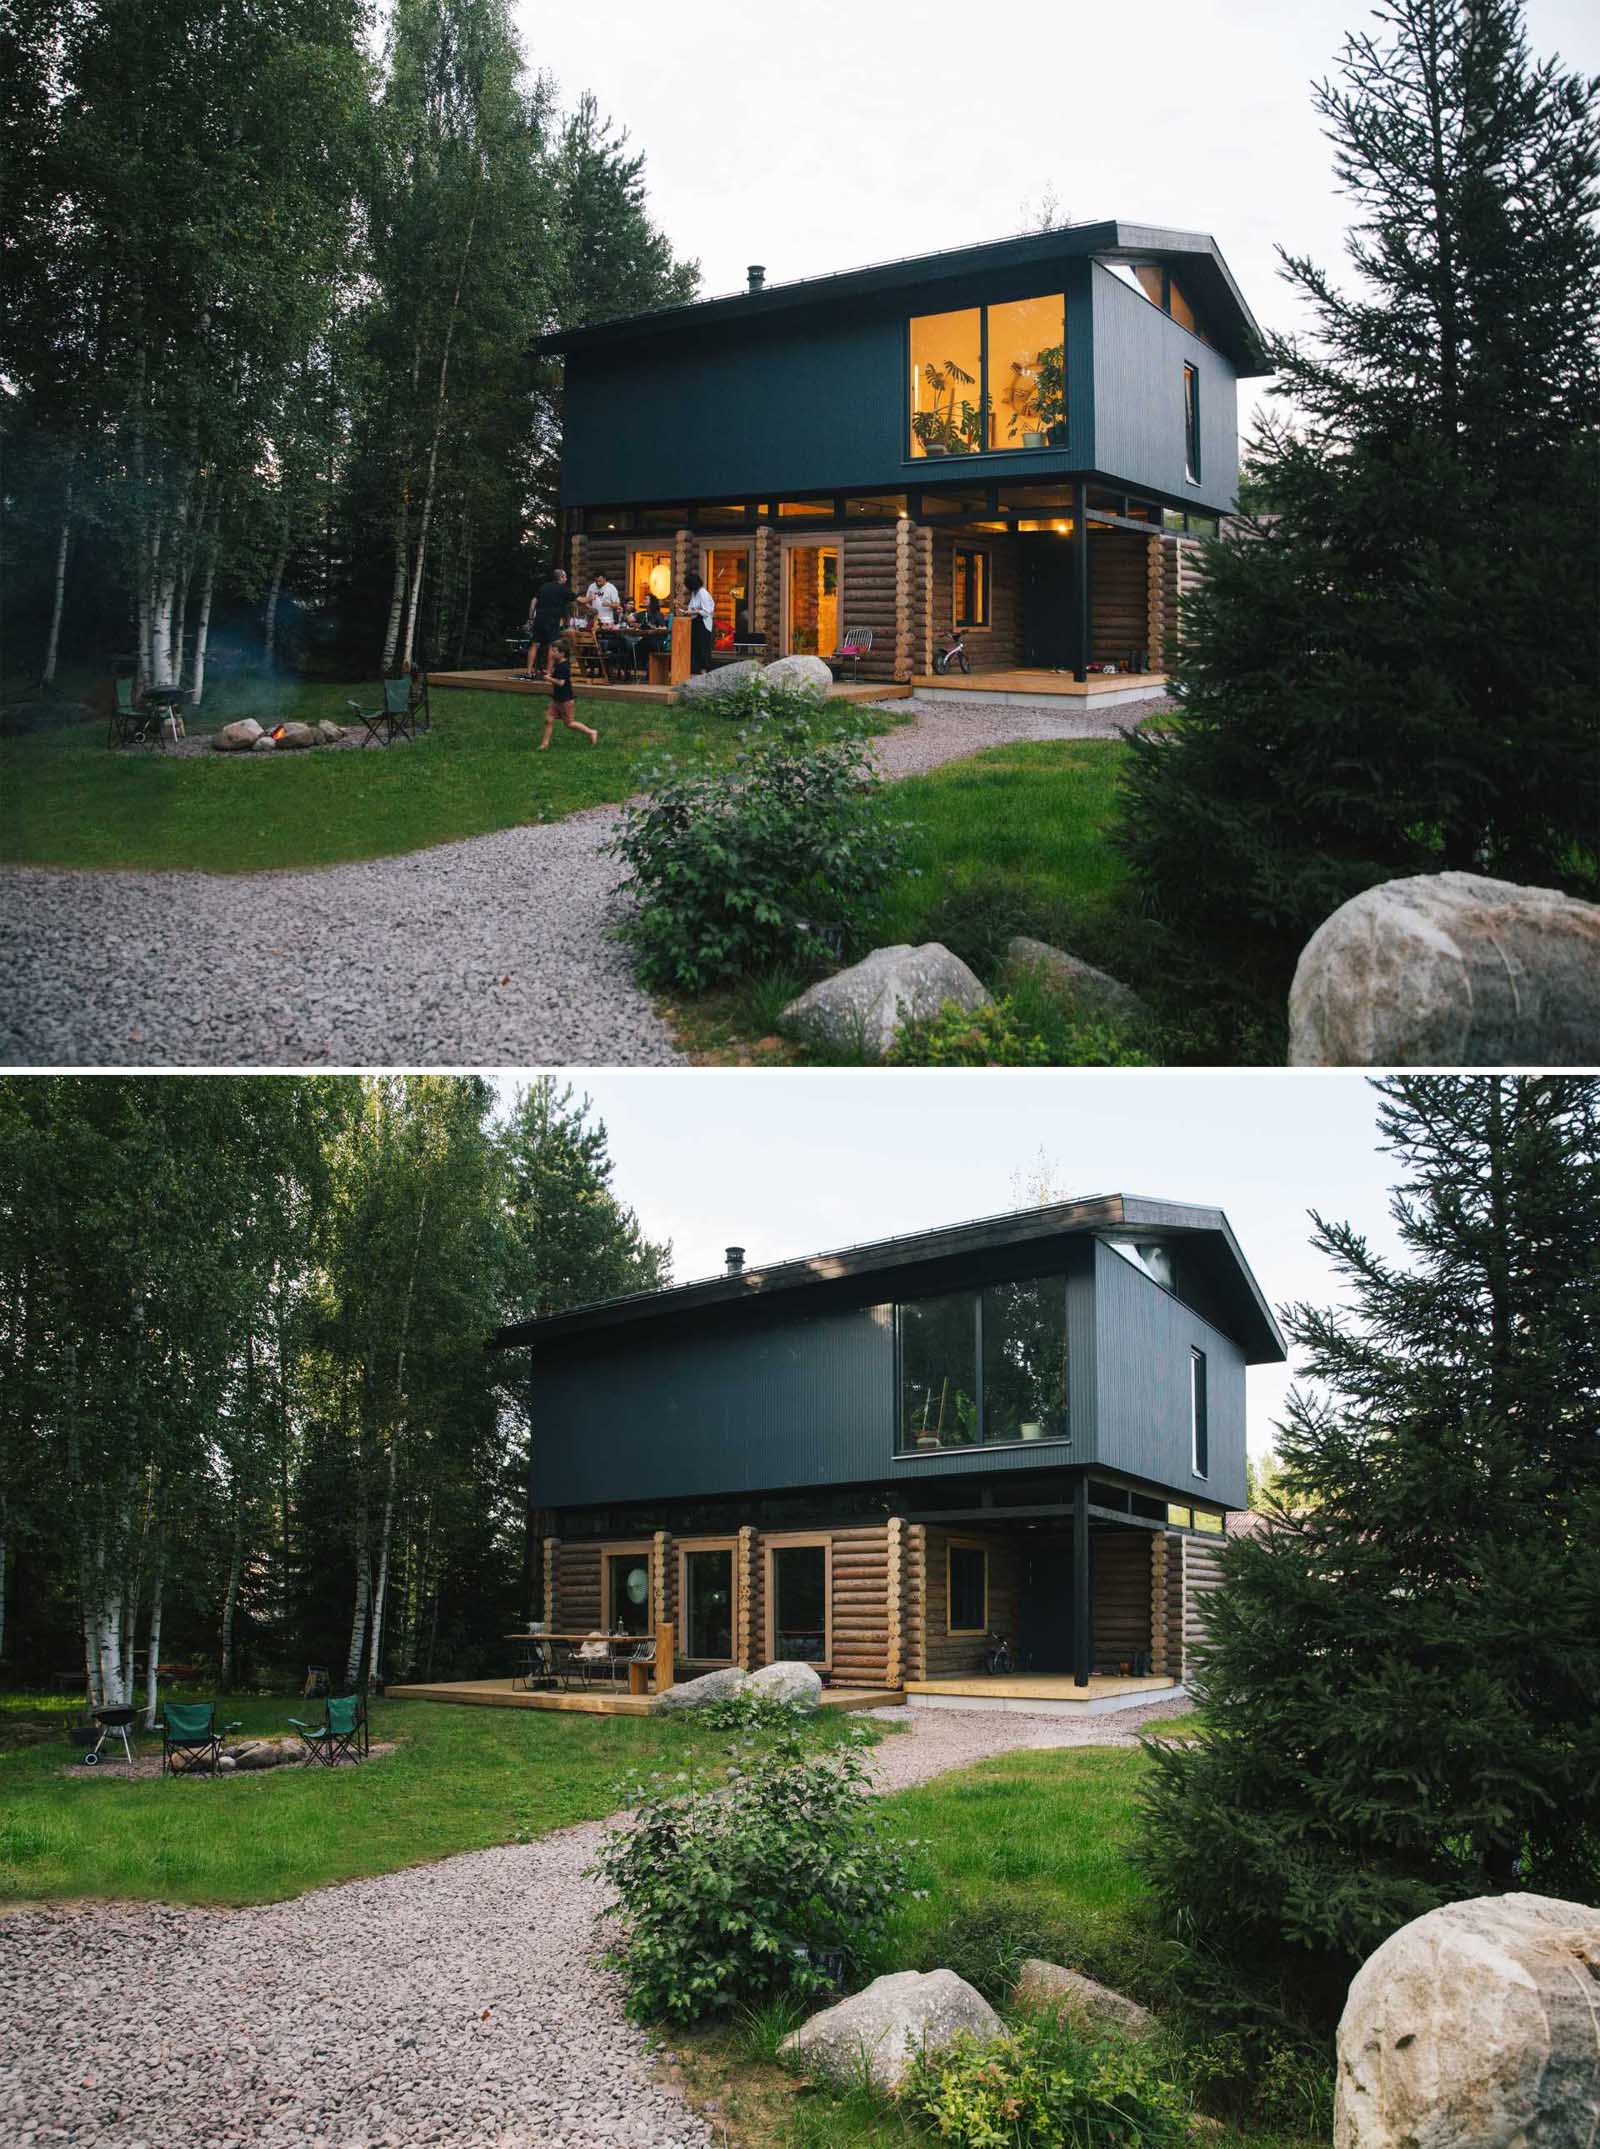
[144, 1529, 165, 1729]
[380, 520, 408, 675]
[262, 502, 289, 669]
[189, 495, 222, 705]
[400, 211, 477, 671]
[345, 1477, 370, 1689]
[365, 1186, 427, 1689]
[40, 498, 71, 688]
[219, 1495, 244, 1690]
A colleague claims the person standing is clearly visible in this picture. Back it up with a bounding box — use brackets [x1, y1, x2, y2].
[539, 637, 599, 751]
[584, 569, 621, 627]
[683, 570, 715, 674]
[526, 566, 572, 679]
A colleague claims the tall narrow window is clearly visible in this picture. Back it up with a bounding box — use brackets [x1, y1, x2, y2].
[1183, 365, 1200, 484]
[606, 1549, 651, 1635]
[1190, 1349, 1208, 1479]
[947, 1544, 988, 1635]
[682, 1546, 734, 1661]
[953, 547, 989, 627]
[770, 1543, 829, 1662]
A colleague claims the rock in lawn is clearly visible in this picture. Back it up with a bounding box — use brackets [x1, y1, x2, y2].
[251, 735, 276, 754]
[1014, 1959, 1158, 2040]
[274, 721, 316, 749]
[654, 1666, 748, 1712]
[781, 943, 990, 1059]
[214, 718, 264, 752]
[1289, 873, 1600, 1067]
[316, 719, 344, 743]
[761, 653, 833, 699]
[1335, 1892, 1600, 2149]
[779, 1969, 1002, 2094]
[744, 1661, 823, 1710]
[676, 659, 766, 702]
[1003, 937, 1151, 1026]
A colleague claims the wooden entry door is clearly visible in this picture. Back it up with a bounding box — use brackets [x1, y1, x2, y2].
[784, 543, 839, 657]
[1018, 535, 1074, 668]
[1019, 1539, 1085, 1672]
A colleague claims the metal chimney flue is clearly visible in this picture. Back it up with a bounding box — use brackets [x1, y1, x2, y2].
[725, 1245, 746, 1274]
[746, 264, 766, 292]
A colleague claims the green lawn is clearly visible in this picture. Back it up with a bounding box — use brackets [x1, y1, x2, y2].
[0, 677, 763, 874]
[0, 1688, 870, 1908]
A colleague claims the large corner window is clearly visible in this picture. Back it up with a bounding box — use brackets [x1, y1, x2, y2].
[899, 1277, 1068, 1451]
[953, 546, 989, 627]
[1190, 1348, 1209, 1479]
[947, 1543, 988, 1635]
[768, 1540, 830, 1664]
[681, 1544, 734, 1661]
[1183, 365, 1201, 485]
[910, 298, 1066, 459]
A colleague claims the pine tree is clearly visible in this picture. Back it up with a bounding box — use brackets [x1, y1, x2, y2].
[1118, 0, 1600, 1003]
[1138, 1076, 1600, 2035]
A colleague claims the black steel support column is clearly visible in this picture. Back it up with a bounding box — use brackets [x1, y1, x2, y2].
[1071, 479, 1090, 682]
[1072, 1476, 1092, 1686]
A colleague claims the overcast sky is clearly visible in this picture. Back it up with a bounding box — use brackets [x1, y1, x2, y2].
[493, 1069, 1417, 1462]
[524, 0, 1599, 443]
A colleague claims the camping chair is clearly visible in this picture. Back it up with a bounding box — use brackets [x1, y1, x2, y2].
[158, 1701, 240, 1777]
[108, 676, 157, 748]
[288, 1691, 369, 1766]
[827, 626, 873, 681]
[347, 676, 419, 747]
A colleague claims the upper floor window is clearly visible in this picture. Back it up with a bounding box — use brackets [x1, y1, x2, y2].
[1190, 1348, 1209, 1478]
[909, 297, 1067, 459]
[899, 1276, 1068, 1451]
[1131, 264, 1213, 347]
[1183, 365, 1201, 484]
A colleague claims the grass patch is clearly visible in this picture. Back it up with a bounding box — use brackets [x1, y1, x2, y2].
[666, 1745, 1328, 2149]
[0, 676, 841, 875]
[0, 1687, 874, 1908]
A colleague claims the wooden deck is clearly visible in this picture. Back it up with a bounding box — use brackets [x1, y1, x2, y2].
[904, 1672, 1177, 1717]
[910, 669, 1168, 704]
[386, 1677, 906, 1716]
[425, 668, 910, 708]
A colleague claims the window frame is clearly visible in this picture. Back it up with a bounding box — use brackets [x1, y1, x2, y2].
[676, 1535, 738, 1665]
[1190, 1348, 1209, 1479]
[626, 545, 675, 613]
[946, 1540, 990, 1637]
[906, 295, 1067, 464]
[697, 540, 754, 649]
[952, 545, 991, 629]
[780, 533, 842, 658]
[1183, 364, 1201, 485]
[895, 1274, 1070, 1455]
[763, 1532, 833, 1670]
[600, 1541, 654, 1636]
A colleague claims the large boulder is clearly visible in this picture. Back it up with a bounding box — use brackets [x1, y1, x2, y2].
[654, 1666, 748, 1713]
[227, 1738, 302, 1771]
[676, 659, 767, 702]
[1335, 1892, 1600, 2149]
[214, 718, 264, 752]
[274, 721, 316, 750]
[316, 719, 345, 744]
[781, 943, 990, 1059]
[1014, 1959, 1158, 2041]
[1003, 937, 1151, 1027]
[1289, 873, 1600, 1067]
[745, 1661, 823, 1711]
[779, 1969, 1002, 2093]
[762, 653, 834, 699]
[250, 735, 276, 754]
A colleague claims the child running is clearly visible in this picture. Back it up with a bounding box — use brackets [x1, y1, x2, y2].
[539, 637, 598, 751]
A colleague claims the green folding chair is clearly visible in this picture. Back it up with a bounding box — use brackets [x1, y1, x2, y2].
[288, 1691, 369, 1767]
[158, 1701, 241, 1776]
[347, 677, 418, 747]
[108, 676, 157, 748]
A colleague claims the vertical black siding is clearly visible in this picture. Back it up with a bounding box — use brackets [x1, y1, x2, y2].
[1092, 1239, 1248, 1508]
[1089, 264, 1239, 513]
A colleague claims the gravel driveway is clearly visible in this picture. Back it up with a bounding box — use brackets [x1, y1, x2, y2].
[0, 698, 1163, 1068]
[0, 1700, 1186, 2149]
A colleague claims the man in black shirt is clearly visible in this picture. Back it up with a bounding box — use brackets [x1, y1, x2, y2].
[525, 567, 573, 679]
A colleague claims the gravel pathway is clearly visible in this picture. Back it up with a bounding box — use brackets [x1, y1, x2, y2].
[0, 1700, 1187, 2149]
[0, 697, 1165, 1068]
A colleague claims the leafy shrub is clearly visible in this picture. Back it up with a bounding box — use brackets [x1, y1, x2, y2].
[887, 996, 1051, 1066]
[698, 1686, 814, 1732]
[610, 711, 909, 993]
[906, 1897, 1178, 2016]
[900, 2017, 1189, 2148]
[589, 1731, 913, 2024]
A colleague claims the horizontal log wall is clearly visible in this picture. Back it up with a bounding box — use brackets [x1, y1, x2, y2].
[736, 1526, 758, 1671]
[1093, 1531, 1153, 1668]
[1181, 1536, 1228, 1682]
[1156, 534, 1208, 669]
[553, 1542, 602, 1632]
[754, 525, 781, 649]
[918, 1525, 1022, 1677]
[930, 530, 1023, 671]
[838, 527, 902, 680]
[1089, 531, 1151, 668]
[828, 1522, 892, 1686]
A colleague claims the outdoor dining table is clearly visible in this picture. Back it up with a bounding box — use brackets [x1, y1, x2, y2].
[504, 1631, 648, 1692]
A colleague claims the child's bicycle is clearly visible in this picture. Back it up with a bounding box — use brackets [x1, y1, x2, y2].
[982, 1632, 1015, 1675]
[932, 631, 971, 675]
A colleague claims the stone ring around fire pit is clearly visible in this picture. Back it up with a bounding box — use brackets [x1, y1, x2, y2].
[214, 718, 342, 753]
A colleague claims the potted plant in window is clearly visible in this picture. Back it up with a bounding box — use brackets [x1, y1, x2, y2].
[912, 361, 985, 456]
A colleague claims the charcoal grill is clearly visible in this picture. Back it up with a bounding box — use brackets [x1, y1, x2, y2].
[82, 1705, 138, 1767]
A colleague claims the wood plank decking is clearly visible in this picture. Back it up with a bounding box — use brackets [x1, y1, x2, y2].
[903, 1672, 1177, 1717]
[386, 1677, 906, 1716]
[910, 669, 1167, 702]
[425, 669, 911, 708]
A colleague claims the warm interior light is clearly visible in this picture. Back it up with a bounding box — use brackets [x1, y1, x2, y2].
[648, 561, 672, 599]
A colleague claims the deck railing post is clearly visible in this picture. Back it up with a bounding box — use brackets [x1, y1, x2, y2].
[656, 1620, 675, 1693]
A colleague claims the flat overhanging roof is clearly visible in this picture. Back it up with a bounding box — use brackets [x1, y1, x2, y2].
[491, 1191, 1287, 1364]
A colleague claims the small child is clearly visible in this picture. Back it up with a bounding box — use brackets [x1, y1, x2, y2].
[540, 638, 598, 751]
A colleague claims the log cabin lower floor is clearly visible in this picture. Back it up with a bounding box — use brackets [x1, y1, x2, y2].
[539, 1486, 1228, 1699]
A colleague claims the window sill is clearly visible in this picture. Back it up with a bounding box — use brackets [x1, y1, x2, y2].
[895, 1437, 1071, 1462]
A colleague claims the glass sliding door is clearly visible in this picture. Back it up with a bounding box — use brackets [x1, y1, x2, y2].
[785, 544, 838, 656]
[682, 1545, 734, 1662]
[769, 1541, 829, 1663]
[605, 1548, 651, 1635]
[703, 546, 751, 649]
